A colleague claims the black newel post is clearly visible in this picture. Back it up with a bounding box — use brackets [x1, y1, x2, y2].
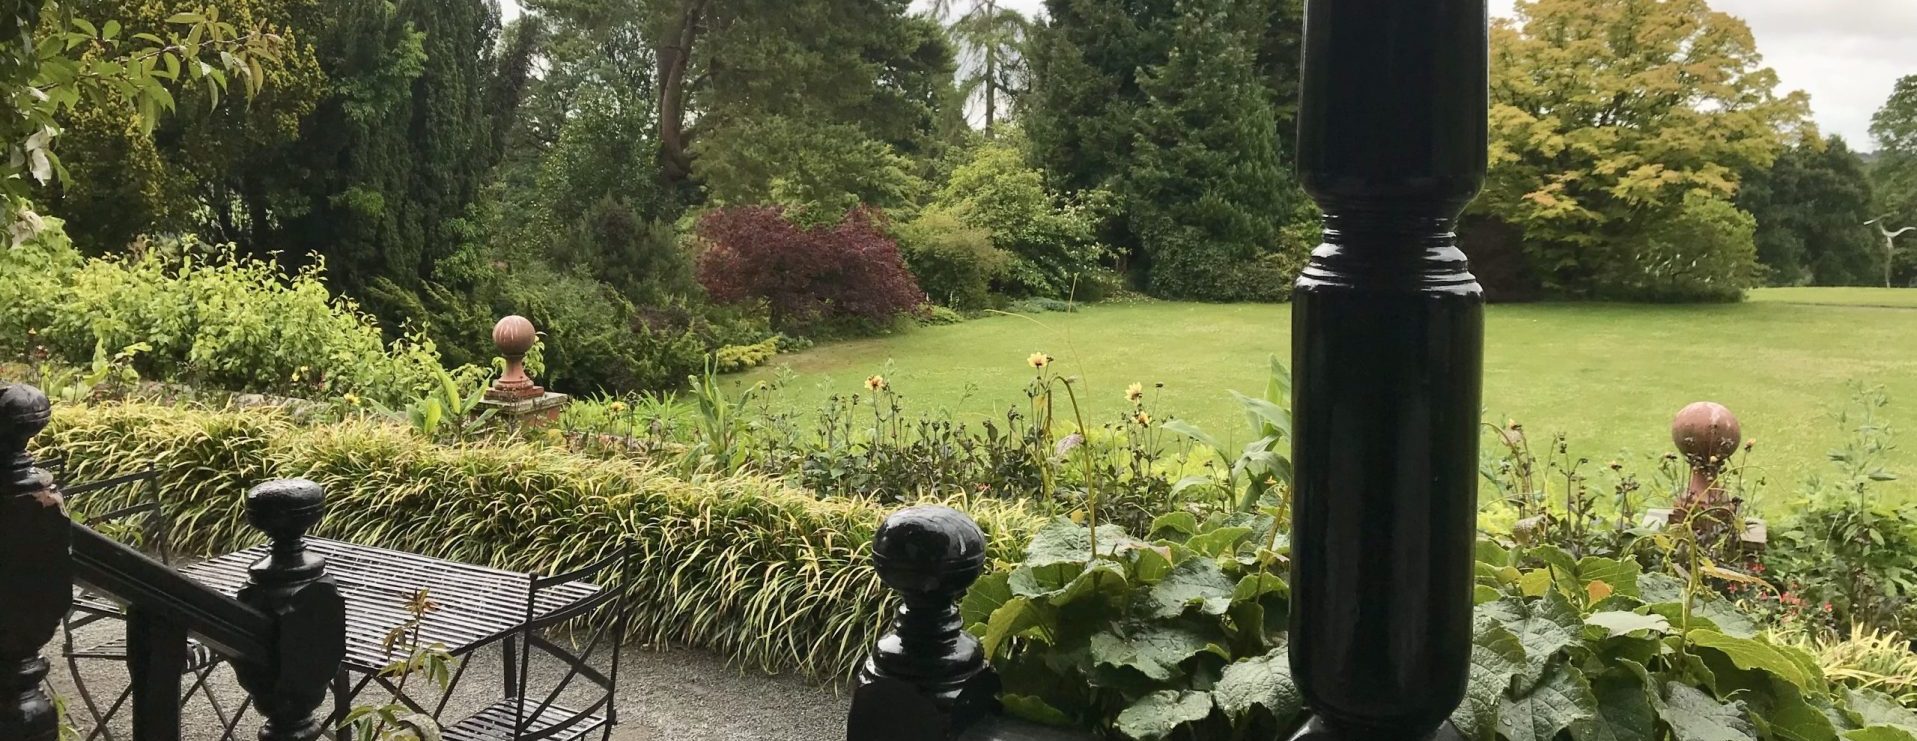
[0, 385, 67, 741]
[233, 479, 347, 741]
[848, 506, 995, 741]
[1288, 0, 1489, 738]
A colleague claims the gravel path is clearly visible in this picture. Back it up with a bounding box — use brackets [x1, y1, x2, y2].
[46, 631, 850, 740]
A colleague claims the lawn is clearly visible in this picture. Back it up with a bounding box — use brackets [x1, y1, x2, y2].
[739, 288, 1917, 508]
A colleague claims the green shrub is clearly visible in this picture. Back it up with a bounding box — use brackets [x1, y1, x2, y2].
[935, 142, 1108, 300]
[977, 515, 1898, 740]
[1595, 193, 1760, 302]
[0, 223, 458, 407]
[897, 207, 1009, 311]
[713, 338, 779, 373]
[39, 402, 1048, 680]
[917, 304, 967, 326]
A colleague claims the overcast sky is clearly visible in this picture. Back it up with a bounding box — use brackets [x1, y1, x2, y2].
[504, 0, 1914, 150]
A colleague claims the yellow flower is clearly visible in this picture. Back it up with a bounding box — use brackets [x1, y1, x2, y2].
[1125, 382, 1145, 403]
[865, 375, 888, 392]
[1134, 411, 1152, 426]
[609, 401, 629, 414]
[342, 393, 361, 406]
[1026, 351, 1052, 369]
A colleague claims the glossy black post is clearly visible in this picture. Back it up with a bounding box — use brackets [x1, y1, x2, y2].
[849, 506, 993, 741]
[1288, 0, 1488, 738]
[126, 606, 189, 741]
[233, 479, 347, 741]
[0, 384, 66, 741]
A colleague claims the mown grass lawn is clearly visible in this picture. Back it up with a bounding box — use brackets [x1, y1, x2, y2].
[739, 288, 1917, 508]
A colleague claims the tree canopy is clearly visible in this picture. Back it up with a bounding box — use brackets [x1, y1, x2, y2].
[1871, 75, 1917, 286]
[1474, 0, 1807, 299]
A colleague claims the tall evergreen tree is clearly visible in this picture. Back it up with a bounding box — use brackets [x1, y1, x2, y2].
[272, 0, 509, 310]
[929, 0, 1032, 134]
[1122, 0, 1295, 301]
[1737, 135, 1879, 286]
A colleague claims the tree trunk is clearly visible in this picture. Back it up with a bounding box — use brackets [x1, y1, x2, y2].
[657, 0, 707, 186]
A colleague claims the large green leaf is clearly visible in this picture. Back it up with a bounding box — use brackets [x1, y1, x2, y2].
[1454, 614, 1529, 740]
[1090, 624, 1220, 682]
[1212, 647, 1302, 726]
[1756, 681, 1839, 741]
[1844, 728, 1917, 741]
[1658, 682, 1757, 741]
[1499, 661, 1599, 741]
[1845, 688, 1917, 730]
[1114, 690, 1213, 741]
[1142, 557, 1236, 619]
[962, 571, 1013, 630]
[1025, 518, 1141, 566]
[1577, 556, 1643, 599]
[1050, 559, 1130, 607]
[983, 596, 1050, 657]
[1186, 526, 1253, 558]
[1688, 630, 1811, 688]
[1482, 593, 1581, 688]
[1575, 660, 1657, 741]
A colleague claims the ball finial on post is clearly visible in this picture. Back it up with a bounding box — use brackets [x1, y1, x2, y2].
[0, 383, 67, 741]
[849, 506, 993, 741]
[237, 478, 345, 741]
[1672, 401, 1742, 517]
[488, 315, 544, 402]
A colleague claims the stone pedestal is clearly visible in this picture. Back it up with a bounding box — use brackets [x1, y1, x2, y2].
[479, 392, 571, 427]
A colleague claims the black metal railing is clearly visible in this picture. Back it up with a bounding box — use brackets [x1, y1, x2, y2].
[1, 383, 345, 741]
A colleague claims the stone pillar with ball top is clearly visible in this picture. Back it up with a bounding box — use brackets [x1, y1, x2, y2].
[480, 315, 570, 426]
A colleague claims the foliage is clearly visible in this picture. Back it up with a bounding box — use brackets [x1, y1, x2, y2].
[1160, 355, 1292, 514]
[1023, 0, 1306, 295]
[618, 0, 961, 209]
[370, 366, 496, 442]
[1782, 624, 1917, 709]
[976, 506, 1917, 740]
[933, 139, 1108, 300]
[268, 0, 517, 320]
[1120, 0, 1300, 303]
[1737, 136, 1882, 287]
[927, 0, 1031, 134]
[1596, 192, 1760, 303]
[0, 223, 460, 406]
[964, 516, 1293, 738]
[341, 589, 454, 741]
[41, 401, 1051, 681]
[1869, 75, 1917, 287]
[1766, 387, 1914, 638]
[897, 206, 1009, 311]
[695, 206, 926, 332]
[0, 2, 285, 243]
[713, 338, 779, 374]
[1477, 0, 1807, 300]
[45, 0, 326, 254]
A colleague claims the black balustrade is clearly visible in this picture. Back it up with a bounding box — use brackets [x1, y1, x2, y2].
[1289, 0, 1489, 738]
[1, 381, 346, 741]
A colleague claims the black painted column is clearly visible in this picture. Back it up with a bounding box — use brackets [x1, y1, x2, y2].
[233, 479, 347, 741]
[0, 384, 67, 741]
[849, 506, 995, 741]
[1287, 0, 1488, 738]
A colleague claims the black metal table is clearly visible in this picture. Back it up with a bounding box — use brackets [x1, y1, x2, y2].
[181, 538, 604, 737]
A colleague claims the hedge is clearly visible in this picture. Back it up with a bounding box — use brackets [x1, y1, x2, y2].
[38, 403, 1048, 680]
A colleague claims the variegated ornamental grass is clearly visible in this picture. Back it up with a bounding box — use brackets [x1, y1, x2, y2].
[40, 402, 1048, 680]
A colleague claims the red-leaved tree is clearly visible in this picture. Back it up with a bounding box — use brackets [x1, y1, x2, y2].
[696, 206, 925, 330]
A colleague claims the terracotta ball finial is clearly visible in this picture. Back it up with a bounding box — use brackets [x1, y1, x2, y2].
[492, 315, 538, 357]
[1672, 401, 1741, 469]
[487, 315, 544, 402]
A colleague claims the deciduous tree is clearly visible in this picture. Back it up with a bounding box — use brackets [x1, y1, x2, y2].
[1737, 135, 1879, 286]
[1476, 0, 1807, 298]
[1869, 75, 1917, 285]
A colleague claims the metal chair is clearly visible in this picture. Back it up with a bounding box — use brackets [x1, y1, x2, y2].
[57, 468, 249, 741]
[438, 546, 630, 741]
